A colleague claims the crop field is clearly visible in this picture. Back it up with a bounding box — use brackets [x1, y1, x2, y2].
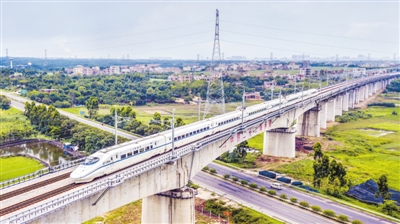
[0, 156, 45, 182]
[0, 107, 33, 134]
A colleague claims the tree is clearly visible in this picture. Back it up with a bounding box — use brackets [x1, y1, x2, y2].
[85, 96, 99, 118]
[376, 175, 391, 201]
[0, 95, 11, 110]
[382, 200, 399, 216]
[313, 142, 323, 160]
[175, 117, 185, 127]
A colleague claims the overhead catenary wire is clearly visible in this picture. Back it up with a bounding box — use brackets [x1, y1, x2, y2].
[221, 29, 394, 54]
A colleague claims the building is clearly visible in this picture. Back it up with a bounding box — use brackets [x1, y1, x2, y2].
[245, 92, 262, 101]
[168, 74, 193, 83]
[286, 62, 300, 70]
[109, 66, 120, 75]
[39, 89, 59, 93]
[263, 80, 277, 89]
[299, 68, 312, 76]
[351, 68, 366, 77]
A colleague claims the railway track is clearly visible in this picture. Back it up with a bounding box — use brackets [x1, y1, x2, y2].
[0, 183, 82, 217]
[0, 172, 71, 202]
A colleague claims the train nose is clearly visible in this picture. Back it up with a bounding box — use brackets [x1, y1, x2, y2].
[70, 169, 82, 180]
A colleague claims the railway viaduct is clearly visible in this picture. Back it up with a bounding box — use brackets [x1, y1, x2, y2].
[1, 74, 398, 224]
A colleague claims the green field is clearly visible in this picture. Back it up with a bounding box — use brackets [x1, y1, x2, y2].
[61, 100, 265, 126]
[0, 107, 37, 136]
[0, 156, 45, 182]
[276, 106, 400, 190]
[247, 133, 264, 151]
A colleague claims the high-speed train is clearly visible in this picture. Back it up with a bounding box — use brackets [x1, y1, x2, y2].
[70, 89, 318, 183]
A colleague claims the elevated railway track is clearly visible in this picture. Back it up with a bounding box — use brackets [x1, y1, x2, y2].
[0, 73, 398, 223]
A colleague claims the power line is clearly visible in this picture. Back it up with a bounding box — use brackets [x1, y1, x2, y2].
[11, 20, 214, 51]
[221, 19, 397, 44]
[221, 29, 394, 54]
[55, 30, 213, 56]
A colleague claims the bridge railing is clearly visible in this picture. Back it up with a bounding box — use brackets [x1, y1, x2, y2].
[0, 158, 85, 190]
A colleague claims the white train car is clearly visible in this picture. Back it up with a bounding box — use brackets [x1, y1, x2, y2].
[70, 134, 166, 183]
[71, 89, 321, 183]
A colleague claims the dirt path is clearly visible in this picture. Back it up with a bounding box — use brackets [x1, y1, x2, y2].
[354, 89, 384, 109]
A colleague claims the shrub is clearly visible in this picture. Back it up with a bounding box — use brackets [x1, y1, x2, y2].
[260, 186, 267, 192]
[323, 210, 336, 217]
[267, 190, 276, 195]
[351, 220, 363, 224]
[241, 180, 248, 185]
[299, 201, 309, 208]
[279, 194, 287, 199]
[223, 174, 230, 179]
[187, 182, 200, 189]
[290, 197, 297, 203]
[202, 166, 209, 171]
[368, 102, 395, 107]
[338, 214, 349, 222]
[393, 111, 398, 115]
[249, 183, 258, 189]
[311, 205, 321, 212]
[232, 177, 238, 182]
[210, 168, 217, 174]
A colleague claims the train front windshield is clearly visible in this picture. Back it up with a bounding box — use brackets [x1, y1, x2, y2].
[83, 157, 99, 165]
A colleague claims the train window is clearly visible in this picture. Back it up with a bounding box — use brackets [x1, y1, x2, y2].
[116, 155, 118, 159]
[121, 154, 126, 159]
[140, 148, 144, 152]
[151, 145, 153, 149]
[174, 137, 177, 141]
[178, 136, 181, 140]
[145, 146, 149, 150]
[133, 151, 138, 155]
[186, 134, 189, 137]
[128, 152, 133, 156]
[83, 157, 99, 165]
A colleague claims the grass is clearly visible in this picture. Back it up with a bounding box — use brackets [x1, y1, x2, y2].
[0, 156, 45, 182]
[61, 100, 265, 126]
[275, 106, 400, 190]
[247, 133, 264, 151]
[0, 107, 33, 134]
[83, 198, 237, 224]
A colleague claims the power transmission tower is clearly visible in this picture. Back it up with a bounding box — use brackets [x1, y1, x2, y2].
[203, 9, 225, 119]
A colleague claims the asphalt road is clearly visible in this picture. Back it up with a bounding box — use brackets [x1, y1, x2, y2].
[193, 172, 336, 224]
[207, 162, 394, 224]
[2, 92, 138, 140]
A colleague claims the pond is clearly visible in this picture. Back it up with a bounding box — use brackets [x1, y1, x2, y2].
[0, 142, 73, 166]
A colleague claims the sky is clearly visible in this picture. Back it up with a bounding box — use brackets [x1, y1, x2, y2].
[1, 0, 399, 60]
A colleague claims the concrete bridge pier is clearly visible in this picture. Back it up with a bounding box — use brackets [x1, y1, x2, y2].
[326, 99, 336, 122]
[142, 187, 196, 224]
[335, 95, 343, 116]
[263, 128, 296, 158]
[297, 106, 321, 137]
[350, 90, 355, 109]
[319, 101, 328, 129]
[343, 93, 349, 111]
[364, 85, 369, 100]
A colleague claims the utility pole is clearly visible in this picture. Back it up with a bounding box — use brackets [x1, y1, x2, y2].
[115, 106, 118, 145]
[204, 9, 225, 118]
[171, 108, 176, 160]
[198, 94, 201, 121]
